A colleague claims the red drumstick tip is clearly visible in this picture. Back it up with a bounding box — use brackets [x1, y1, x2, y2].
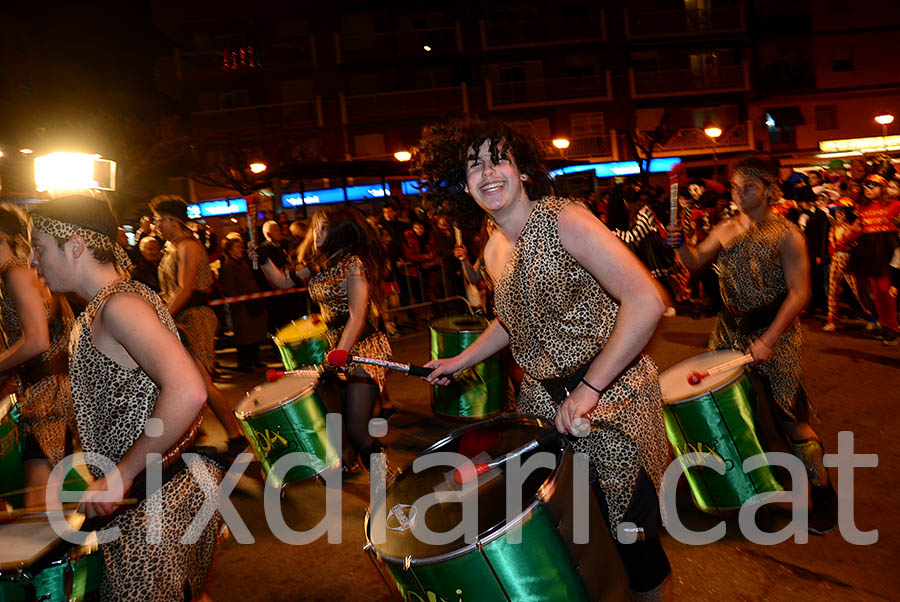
[266, 369, 285, 382]
[687, 372, 705, 385]
[326, 349, 349, 367]
[453, 463, 489, 485]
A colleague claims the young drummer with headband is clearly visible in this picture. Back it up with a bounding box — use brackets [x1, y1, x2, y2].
[29, 195, 223, 600]
[668, 154, 838, 534]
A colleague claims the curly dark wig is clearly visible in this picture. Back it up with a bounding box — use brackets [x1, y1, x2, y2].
[411, 117, 554, 229]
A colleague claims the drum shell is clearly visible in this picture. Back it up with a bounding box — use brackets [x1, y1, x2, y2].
[663, 367, 782, 514]
[429, 316, 504, 420]
[0, 543, 103, 602]
[367, 416, 628, 602]
[0, 395, 24, 508]
[236, 383, 340, 487]
[274, 316, 329, 371]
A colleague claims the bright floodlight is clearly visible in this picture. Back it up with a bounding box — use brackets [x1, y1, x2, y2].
[875, 114, 895, 126]
[250, 162, 267, 173]
[19, 148, 33, 155]
[704, 126, 722, 139]
[34, 152, 117, 192]
[394, 151, 412, 162]
[423, 45, 432, 52]
[552, 138, 570, 149]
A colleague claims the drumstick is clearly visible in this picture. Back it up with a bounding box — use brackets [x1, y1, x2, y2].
[669, 170, 679, 230]
[453, 429, 568, 485]
[266, 367, 323, 382]
[0, 498, 139, 524]
[326, 349, 436, 378]
[687, 353, 754, 385]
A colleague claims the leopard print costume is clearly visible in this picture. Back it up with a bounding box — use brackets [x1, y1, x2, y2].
[70, 279, 222, 601]
[158, 239, 219, 373]
[494, 196, 669, 531]
[710, 212, 804, 418]
[0, 258, 74, 465]
[309, 254, 392, 389]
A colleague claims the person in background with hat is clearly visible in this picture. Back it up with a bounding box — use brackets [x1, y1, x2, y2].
[149, 194, 246, 451]
[824, 199, 864, 331]
[852, 158, 900, 345]
[668, 153, 838, 535]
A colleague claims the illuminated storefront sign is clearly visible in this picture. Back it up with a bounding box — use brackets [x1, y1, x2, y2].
[819, 136, 900, 153]
[187, 198, 247, 219]
[549, 157, 682, 178]
[282, 184, 390, 206]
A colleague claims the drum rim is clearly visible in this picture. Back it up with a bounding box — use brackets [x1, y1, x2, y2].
[660, 350, 748, 405]
[428, 315, 488, 334]
[273, 314, 328, 344]
[0, 393, 15, 420]
[234, 381, 319, 418]
[365, 414, 567, 566]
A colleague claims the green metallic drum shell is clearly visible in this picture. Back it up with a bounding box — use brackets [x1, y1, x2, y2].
[660, 352, 783, 515]
[235, 378, 339, 487]
[274, 316, 329, 371]
[429, 316, 504, 420]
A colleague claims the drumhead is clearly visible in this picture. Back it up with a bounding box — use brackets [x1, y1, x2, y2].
[235, 375, 318, 418]
[429, 315, 488, 334]
[275, 315, 327, 344]
[367, 415, 564, 565]
[659, 349, 747, 404]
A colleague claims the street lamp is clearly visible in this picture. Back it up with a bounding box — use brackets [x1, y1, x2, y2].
[875, 114, 894, 148]
[703, 119, 722, 176]
[249, 162, 267, 174]
[394, 150, 412, 162]
[552, 138, 570, 149]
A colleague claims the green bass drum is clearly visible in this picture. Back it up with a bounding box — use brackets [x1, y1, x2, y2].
[273, 315, 329, 371]
[365, 415, 627, 602]
[429, 316, 504, 420]
[659, 349, 783, 515]
[234, 374, 340, 487]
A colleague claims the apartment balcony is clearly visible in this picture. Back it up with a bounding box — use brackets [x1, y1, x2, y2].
[486, 72, 612, 110]
[335, 25, 461, 64]
[189, 99, 323, 140]
[544, 132, 619, 162]
[629, 63, 749, 99]
[341, 85, 469, 125]
[643, 121, 754, 158]
[481, 14, 606, 49]
[625, 3, 745, 40]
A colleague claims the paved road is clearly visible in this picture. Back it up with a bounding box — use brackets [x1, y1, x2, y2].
[202, 313, 899, 601]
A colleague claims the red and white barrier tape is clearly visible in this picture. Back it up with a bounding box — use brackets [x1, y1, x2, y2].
[208, 287, 307, 306]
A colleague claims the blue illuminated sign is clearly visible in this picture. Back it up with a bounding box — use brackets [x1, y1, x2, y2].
[282, 184, 390, 207]
[549, 157, 681, 178]
[401, 180, 422, 195]
[187, 198, 248, 219]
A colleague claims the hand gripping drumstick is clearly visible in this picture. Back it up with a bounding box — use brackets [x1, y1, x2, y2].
[266, 367, 324, 382]
[687, 353, 754, 385]
[326, 349, 437, 378]
[453, 429, 568, 485]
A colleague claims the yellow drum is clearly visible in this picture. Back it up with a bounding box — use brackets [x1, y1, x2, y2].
[273, 315, 329, 371]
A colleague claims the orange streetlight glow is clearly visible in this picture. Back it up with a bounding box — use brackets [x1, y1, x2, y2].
[19, 148, 33, 155]
[875, 114, 895, 126]
[552, 138, 570, 149]
[394, 151, 412, 162]
[249, 162, 267, 173]
[704, 126, 722, 139]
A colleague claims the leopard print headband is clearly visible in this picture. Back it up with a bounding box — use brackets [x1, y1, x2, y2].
[31, 214, 132, 272]
[734, 166, 777, 186]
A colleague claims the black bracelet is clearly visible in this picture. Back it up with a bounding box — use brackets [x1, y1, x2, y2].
[580, 377, 603, 395]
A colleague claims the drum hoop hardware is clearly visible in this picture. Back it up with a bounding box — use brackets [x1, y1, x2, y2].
[362, 543, 403, 601]
[663, 350, 749, 405]
[476, 540, 513, 602]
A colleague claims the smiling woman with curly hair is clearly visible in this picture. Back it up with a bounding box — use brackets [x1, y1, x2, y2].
[415, 117, 673, 600]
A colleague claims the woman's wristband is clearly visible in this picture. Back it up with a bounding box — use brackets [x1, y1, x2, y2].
[580, 377, 604, 396]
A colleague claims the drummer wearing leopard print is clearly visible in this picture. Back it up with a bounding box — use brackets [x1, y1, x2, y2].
[416, 118, 672, 601]
[668, 153, 838, 535]
[29, 195, 223, 601]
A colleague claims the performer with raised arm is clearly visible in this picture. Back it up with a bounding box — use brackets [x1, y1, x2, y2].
[30, 195, 223, 600]
[667, 153, 838, 534]
[415, 119, 671, 601]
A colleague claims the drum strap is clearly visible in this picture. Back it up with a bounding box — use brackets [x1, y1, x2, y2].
[540, 354, 641, 402]
[719, 294, 786, 336]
